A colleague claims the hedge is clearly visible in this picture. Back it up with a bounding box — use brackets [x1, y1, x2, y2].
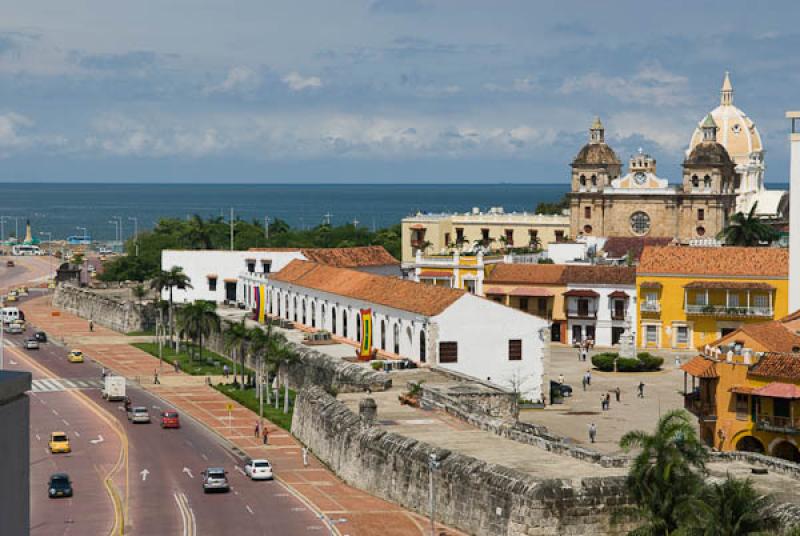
[591, 352, 663, 372]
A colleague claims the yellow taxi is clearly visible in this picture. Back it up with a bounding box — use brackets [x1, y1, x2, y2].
[5, 293, 17, 302]
[67, 350, 84, 363]
[48, 280, 56, 289]
[48, 432, 71, 454]
[17, 287, 28, 296]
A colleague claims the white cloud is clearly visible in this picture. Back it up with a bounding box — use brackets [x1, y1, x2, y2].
[608, 111, 693, 152]
[560, 64, 691, 106]
[0, 112, 34, 148]
[281, 71, 322, 91]
[204, 66, 261, 95]
[484, 75, 539, 93]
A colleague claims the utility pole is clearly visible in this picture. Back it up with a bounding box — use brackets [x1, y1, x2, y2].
[128, 217, 139, 256]
[264, 216, 269, 240]
[230, 207, 234, 251]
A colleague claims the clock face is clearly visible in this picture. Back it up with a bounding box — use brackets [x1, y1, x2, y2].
[634, 171, 647, 185]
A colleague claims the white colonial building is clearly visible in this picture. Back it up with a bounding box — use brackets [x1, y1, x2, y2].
[562, 266, 637, 347]
[243, 260, 549, 401]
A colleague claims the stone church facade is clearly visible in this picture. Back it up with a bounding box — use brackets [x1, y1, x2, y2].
[568, 116, 738, 242]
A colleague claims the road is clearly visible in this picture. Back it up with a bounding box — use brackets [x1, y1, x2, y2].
[3, 258, 330, 535]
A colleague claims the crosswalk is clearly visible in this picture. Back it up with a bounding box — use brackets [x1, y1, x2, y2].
[31, 377, 104, 393]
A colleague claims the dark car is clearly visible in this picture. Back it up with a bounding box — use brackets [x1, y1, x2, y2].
[48, 473, 73, 498]
[34, 331, 47, 343]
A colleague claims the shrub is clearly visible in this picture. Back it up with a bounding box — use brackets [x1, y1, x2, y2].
[591, 352, 663, 372]
[370, 360, 384, 371]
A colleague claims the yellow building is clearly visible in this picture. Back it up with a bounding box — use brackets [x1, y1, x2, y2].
[637, 246, 789, 350]
[401, 208, 569, 265]
[681, 311, 800, 458]
[412, 251, 504, 293]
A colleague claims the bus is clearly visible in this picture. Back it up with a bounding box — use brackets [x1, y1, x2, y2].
[11, 244, 40, 256]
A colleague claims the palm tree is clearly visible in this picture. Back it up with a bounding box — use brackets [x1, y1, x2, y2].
[223, 318, 249, 388]
[680, 475, 778, 536]
[176, 301, 219, 363]
[718, 203, 779, 246]
[150, 266, 192, 350]
[132, 284, 147, 304]
[185, 214, 213, 249]
[619, 409, 708, 535]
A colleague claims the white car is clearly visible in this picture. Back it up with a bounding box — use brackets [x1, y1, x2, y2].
[128, 406, 150, 424]
[243, 458, 273, 481]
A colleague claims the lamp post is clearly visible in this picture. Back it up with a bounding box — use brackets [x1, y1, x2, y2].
[76, 226, 88, 241]
[39, 232, 53, 277]
[428, 452, 440, 536]
[108, 220, 120, 244]
[128, 217, 139, 256]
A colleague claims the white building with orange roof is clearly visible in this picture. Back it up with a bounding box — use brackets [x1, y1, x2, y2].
[247, 259, 549, 401]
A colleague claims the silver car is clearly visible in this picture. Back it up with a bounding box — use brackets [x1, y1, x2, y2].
[128, 406, 150, 424]
[202, 467, 230, 493]
[25, 338, 40, 350]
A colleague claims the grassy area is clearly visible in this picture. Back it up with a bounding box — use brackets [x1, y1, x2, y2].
[132, 342, 252, 376]
[126, 329, 155, 336]
[214, 383, 295, 431]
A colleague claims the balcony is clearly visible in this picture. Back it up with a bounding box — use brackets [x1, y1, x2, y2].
[640, 301, 661, 313]
[756, 414, 800, 434]
[611, 312, 627, 321]
[684, 304, 774, 318]
[684, 392, 716, 421]
[566, 308, 597, 319]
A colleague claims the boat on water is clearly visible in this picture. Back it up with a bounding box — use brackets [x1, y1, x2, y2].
[66, 235, 92, 245]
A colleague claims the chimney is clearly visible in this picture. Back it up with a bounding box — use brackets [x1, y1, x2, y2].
[789, 111, 800, 313]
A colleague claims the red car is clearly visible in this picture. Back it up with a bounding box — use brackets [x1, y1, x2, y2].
[160, 410, 180, 429]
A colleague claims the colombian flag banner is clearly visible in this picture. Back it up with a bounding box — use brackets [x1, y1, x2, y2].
[258, 286, 267, 324]
[252, 286, 260, 321]
[359, 308, 373, 360]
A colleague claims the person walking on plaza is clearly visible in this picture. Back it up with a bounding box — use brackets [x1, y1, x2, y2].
[262, 426, 269, 445]
[614, 387, 621, 402]
[302, 447, 309, 468]
[581, 375, 587, 391]
[174, 360, 179, 373]
[600, 394, 607, 411]
[605, 392, 611, 409]
[89, 319, 94, 332]
[223, 364, 230, 380]
[588, 423, 597, 443]
[586, 369, 592, 386]
[638, 381, 645, 398]
[558, 374, 565, 385]
[254, 420, 260, 438]
[153, 369, 160, 384]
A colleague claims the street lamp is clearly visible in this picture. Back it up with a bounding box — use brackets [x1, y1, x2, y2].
[39, 232, 53, 277]
[128, 217, 139, 256]
[76, 226, 88, 240]
[108, 220, 120, 244]
[428, 452, 440, 536]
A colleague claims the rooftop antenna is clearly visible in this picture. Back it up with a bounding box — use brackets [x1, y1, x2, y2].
[323, 212, 333, 226]
[229, 207, 234, 251]
[352, 218, 359, 227]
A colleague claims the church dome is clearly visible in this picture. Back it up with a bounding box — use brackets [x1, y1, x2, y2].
[688, 72, 763, 166]
[685, 141, 734, 166]
[572, 143, 621, 166]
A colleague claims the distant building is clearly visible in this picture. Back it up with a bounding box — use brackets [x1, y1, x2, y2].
[253, 260, 550, 401]
[681, 311, 800, 457]
[637, 246, 790, 350]
[789, 111, 800, 313]
[0, 370, 32, 536]
[600, 236, 674, 264]
[401, 207, 569, 266]
[161, 246, 399, 304]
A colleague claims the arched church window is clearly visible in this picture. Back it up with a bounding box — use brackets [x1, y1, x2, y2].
[630, 211, 651, 236]
[579, 175, 586, 186]
[590, 175, 597, 186]
[583, 225, 593, 235]
[691, 175, 699, 188]
[696, 226, 706, 237]
[703, 175, 711, 189]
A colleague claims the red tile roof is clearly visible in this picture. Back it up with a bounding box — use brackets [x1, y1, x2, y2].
[300, 246, 399, 267]
[749, 352, 800, 381]
[639, 246, 789, 277]
[563, 265, 636, 285]
[602, 236, 674, 261]
[486, 264, 567, 285]
[683, 281, 774, 290]
[713, 321, 800, 354]
[752, 382, 800, 399]
[563, 289, 599, 298]
[681, 356, 719, 378]
[270, 260, 464, 316]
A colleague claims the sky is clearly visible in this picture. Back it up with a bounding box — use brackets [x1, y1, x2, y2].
[0, 0, 798, 183]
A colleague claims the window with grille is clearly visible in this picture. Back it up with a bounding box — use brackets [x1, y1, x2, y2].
[646, 325, 657, 343]
[208, 278, 217, 291]
[728, 294, 739, 307]
[508, 339, 522, 361]
[754, 294, 768, 308]
[439, 342, 458, 363]
[676, 326, 689, 345]
[630, 211, 651, 235]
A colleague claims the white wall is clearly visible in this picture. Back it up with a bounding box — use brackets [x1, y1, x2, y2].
[546, 242, 587, 264]
[565, 284, 636, 346]
[432, 294, 548, 401]
[161, 250, 305, 303]
[790, 119, 800, 313]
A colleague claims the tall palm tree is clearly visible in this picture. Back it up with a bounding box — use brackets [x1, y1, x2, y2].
[619, 409, 708, 535]
[177, 301, 219, 363]
[717, 203, 779, 246]
[150, 266, 192, 350]
[185, 214, 214, 250]
[224, 318, 249, 388]
[680, 476, 778, 536]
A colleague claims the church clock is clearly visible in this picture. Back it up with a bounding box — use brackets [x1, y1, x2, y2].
[634, 171, 647, 185]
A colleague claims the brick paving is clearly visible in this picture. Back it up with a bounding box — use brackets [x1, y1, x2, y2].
[23, 294, 461, 536]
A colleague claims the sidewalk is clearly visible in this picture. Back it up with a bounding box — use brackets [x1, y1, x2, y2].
[23, 294, 461, 536]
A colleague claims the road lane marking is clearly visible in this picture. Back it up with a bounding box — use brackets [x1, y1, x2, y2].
[35, 434, 41, 441]
[51, 408, 59, 416]
[140, 469, 150, 481]
[174, 492, 196, 536]
[182, 467, 194, 479]
[62, 419, 70, 426]
[235, 466, 245, 475]
[245, 505, 254, 515]
[90, 434, 105, 444]
[74, 431, 80, 437]
[201, 453, 208, 461]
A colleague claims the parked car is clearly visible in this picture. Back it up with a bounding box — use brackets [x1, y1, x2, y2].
[243, 458, 273, 481]
[67, 350, 84, 363]
[34, 331, 48, 342]
[48, 432, 71, 454]
[128, 406, 150, 424]
[201, 467, 230, 493]
[48, 473, 73, 498]
[25, 338, 39, 350]
[6, 260, 14, 267]
[160, 410, 180, 429]
[4, 323, 23, 334]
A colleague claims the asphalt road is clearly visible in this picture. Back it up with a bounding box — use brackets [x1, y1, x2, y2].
[3, 267, 330, 535]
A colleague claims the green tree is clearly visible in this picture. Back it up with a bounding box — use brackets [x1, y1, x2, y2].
[176, 301, 220, 362]
[223, 318, 250, 388]
[535, 194, 569, 215]
[132, 284, 147, 304]
[717, 203, 779, 246]
[184, 214, 214, 249]
[150, 266, 192, 349]
[620, 410, 708, 535]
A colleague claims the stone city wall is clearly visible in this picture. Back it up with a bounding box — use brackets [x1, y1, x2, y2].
[52, 285, 156, 333]
[292, 387, 637, 536]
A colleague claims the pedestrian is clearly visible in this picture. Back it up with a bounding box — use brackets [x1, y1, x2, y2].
[586, 369, 592, 386]
[89, 319, 94, 332]
[581, 375, 587, 391]
[600, 395, 606, 411]
[605, 392, 611, 409]
[153, 369, 160, 384]
[614, 387, 621, 402]
[638, 381, 645, 398]
[101, 367, 106, 379]
[302, 447, 309, 467]
[262, 427, 269, 445]
[588, 422, 597, 443]
[174, 360, 179, 373]
[254, 420, 260, 438]
[223, 364, 229, 379]
[675, 356, 681, 368]
[558, 374, 565, 385]
[581, 346, 588, 362]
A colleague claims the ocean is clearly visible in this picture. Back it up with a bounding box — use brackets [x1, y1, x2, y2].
[0, 183, 570, 242]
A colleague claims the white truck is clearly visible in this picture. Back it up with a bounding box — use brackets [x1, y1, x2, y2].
[102, 376, 126, 402]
